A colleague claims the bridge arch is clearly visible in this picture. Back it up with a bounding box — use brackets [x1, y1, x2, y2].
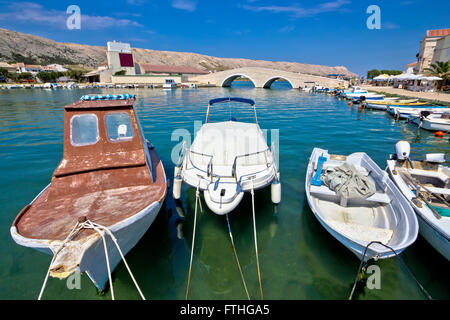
[263, 76, 295, 89]
[221, 74, 257, 87]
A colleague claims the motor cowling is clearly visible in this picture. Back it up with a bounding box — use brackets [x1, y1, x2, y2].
[395, 141, 410, 160]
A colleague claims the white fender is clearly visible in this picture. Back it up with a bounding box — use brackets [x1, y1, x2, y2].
[271, 180, 281, 204]
[173, 176, 182, 200]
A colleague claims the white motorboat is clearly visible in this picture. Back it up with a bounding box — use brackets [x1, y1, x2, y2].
[305, 147, 418, 260]
[173, 97, 281, 215]
[162, 79, 177, 90]
[388, 106, 450, 119]
[408, 112, 450, 132]
[387, 141, 449, 260]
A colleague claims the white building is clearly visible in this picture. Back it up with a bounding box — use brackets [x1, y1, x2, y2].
[45, 64, 68, 72]
[106, 41, 136, 76]
[431, 35, 450, 65]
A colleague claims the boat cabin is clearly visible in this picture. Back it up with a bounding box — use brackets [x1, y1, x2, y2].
[12, 95, 166, 241]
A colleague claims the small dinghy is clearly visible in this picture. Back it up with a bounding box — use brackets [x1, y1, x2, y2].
[388, 106, 450, 120]
[11, 94, 167, 294]
[305, 148, 418, 260]
[408, 112, 450, 132]
[173, 97, 280, 215]
[387, 141, 450, 260]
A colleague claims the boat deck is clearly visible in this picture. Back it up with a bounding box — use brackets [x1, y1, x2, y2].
[13, 149, 166, 241]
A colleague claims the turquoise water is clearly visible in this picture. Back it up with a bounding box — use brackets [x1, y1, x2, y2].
[0, 82, 449, 300]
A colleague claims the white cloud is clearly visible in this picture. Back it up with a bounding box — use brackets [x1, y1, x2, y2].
[383, 22, 400, 29]
[0, 2, 143, 29]
[240, 0, 351, 18]
[172, 0, 197, 12]
[126, 0, 146, 5]
[279, 25, 295, 33]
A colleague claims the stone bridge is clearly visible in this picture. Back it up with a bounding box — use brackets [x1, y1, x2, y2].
[190, 67, 347, 88]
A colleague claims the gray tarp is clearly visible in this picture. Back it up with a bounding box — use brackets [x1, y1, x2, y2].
[322, 162, 376, 199]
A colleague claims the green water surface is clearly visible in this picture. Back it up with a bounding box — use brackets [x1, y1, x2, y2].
[0, 83, 448, 300]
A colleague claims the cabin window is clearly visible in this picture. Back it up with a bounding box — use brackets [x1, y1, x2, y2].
[70, 114, 99, 146]
[105, 113, 134, 142]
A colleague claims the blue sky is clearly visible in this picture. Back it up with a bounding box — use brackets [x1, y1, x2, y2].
[0, 0, 448, 76]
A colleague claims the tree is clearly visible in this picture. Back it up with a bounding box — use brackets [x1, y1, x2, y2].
[17, 72, 33, 80]
[380, 70, 402, 76]
[68, 70, 84, 82]
[424, 61, 450, 83]
[0, 67, 8, 78]
[114, 70, 126, 76]
[367, 69, 381, 79]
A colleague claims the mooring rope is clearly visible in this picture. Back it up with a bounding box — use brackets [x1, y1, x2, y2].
[225, 213, 251, 300]
[251, 182, 264, 300]
[349, 241, 432, 300]
[38, 219, 146, 300]
[38, 221, 84, 300]
[185, 184, 201, 300]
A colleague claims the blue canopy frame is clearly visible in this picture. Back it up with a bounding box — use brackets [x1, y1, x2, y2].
[208, 97, 255, 106]
[206, 97, 258, 123]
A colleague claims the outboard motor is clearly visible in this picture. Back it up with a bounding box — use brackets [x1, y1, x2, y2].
[420, 110, 431, 118]
[395, 140, 411, 161]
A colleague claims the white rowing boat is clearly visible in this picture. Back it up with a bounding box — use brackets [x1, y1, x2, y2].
[386, 141, 450, 260]
[305, 147, 418, 260]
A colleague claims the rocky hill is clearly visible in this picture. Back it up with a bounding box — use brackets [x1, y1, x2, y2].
[0, 28, 357, 77]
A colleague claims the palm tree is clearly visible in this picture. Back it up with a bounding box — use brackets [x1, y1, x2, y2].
[424, 61, 450, 88]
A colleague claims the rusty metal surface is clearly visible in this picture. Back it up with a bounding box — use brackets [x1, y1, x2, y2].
[13, 98, 166, 241]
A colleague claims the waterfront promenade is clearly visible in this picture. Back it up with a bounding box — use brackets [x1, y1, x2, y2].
[362, 85, 450, 104]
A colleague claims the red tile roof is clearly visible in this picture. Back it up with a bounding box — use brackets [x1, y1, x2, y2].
[427, 28, 450, 37]
[406, 62, 417, 67]
[140, 64, 209, 74]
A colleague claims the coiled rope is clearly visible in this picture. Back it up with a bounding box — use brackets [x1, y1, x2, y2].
[225, 213, 250, 300]
[349, 241, 432, 300]
[38, 218, 146, 300]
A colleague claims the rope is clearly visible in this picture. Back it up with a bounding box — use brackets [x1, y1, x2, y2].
[38, 221, 84, 300]
[38, 219, 146, 300]
[185, 184, 201, 300]
[225, 213, 250, 300]
[349, 241, 432, 300]
[89, 222, 115, 300]
[251, 182, 264, 299]
[86, 220, 146, 300]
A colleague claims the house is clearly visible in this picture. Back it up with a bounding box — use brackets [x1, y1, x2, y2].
[415, 28, 450, 73]
[43, 64, 68, 72]
[139, 64, 209, 76]
[15, 62, 26, 73]
[404, 62, 417, 74]
[0, 62, 17, 73]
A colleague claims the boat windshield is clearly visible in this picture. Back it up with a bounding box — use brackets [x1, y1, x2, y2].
[70, 114, 99, 146]
[105, 112, 134, 142]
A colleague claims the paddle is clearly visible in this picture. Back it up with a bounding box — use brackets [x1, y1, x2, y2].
[400, 173, 442, 219]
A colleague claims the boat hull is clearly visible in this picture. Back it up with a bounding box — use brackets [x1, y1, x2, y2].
[305, 149, 418, 261]
[11, 197, 164, 291]
[386, 161, 450, 260]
